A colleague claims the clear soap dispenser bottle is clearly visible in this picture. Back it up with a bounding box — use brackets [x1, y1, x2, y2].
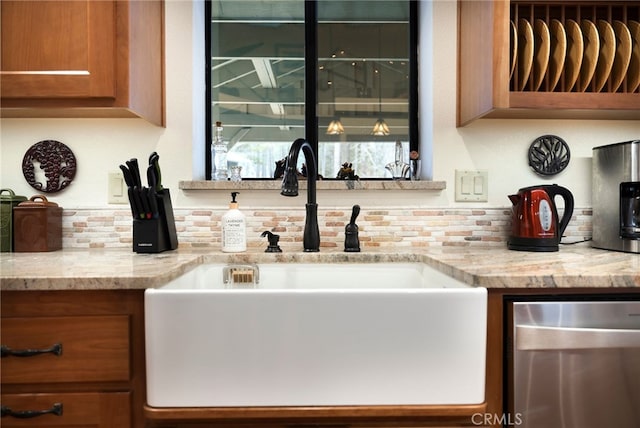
[222, 192, 246, 253]
[212, 121, 228, 181]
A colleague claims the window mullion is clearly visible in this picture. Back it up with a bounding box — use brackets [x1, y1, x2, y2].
[205, 0, 213, 180]
[409, 0, 419, 154]
[305, 0, 319, 162]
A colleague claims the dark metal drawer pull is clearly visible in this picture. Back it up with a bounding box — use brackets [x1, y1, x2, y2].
[0, 343, 62, 358]
[1, 403, 63, 419]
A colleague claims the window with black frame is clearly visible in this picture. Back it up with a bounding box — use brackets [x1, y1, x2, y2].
[206, 0, 416, 180]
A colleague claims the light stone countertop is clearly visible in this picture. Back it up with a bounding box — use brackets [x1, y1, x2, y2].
[1, 244, 638, 291]
[179, 179, 447, 191]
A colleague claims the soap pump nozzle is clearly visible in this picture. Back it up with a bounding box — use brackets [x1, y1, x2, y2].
[230, 191, 239, 208]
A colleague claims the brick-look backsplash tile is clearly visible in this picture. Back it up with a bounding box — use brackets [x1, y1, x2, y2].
[60, 207, 593, 249]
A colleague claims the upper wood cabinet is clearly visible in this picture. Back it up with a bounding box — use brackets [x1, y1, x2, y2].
[458, 0, 640, 126]
[0, 0, 164, 126]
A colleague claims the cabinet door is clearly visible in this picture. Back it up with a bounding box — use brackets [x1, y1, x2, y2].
[458, 0, 640, 125]
[0, 392, 130, 428]
[0, 0, 116, 99]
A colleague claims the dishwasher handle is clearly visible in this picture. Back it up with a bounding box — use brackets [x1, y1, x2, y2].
[516, 325, 640, 351]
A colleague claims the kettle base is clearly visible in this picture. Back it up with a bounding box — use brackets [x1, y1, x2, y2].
[508, 236, 559, 252]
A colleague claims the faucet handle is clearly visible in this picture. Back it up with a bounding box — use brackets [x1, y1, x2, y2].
[261, 230, 282, 253]
[344, 205, 361, 252]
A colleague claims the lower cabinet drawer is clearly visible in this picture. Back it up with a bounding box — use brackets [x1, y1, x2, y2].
[0, 392, 131, 427]
[1, 315, 130, 384]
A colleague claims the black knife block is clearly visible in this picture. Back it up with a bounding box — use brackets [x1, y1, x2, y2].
[133, 189, 178, 253]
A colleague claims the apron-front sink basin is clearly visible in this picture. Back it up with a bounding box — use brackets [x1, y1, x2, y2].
[145, 262, 487, 407]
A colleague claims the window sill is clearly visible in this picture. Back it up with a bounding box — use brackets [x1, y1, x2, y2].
[179, 180, 446, 191]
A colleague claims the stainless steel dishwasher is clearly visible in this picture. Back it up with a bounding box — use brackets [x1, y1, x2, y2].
[506, 297, 640, 428]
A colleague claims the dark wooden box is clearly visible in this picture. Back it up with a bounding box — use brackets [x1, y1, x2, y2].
[13, 195, 62, 252]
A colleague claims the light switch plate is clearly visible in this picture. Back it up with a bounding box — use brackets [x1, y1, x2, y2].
[455, 170, 488, 202]
[108, 172, 128, 204]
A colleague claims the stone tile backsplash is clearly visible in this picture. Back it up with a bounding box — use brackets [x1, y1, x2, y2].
[63, 207, 593, 250]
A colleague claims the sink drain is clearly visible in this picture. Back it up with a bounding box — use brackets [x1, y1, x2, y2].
[223, 264, 259, 288]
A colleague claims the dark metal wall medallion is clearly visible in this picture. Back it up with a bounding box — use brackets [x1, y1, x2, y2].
[528, 135, 570, 176]
[22, 140, 77, 193]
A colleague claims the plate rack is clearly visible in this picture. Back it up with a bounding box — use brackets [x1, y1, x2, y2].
[510, 2, 640, 93]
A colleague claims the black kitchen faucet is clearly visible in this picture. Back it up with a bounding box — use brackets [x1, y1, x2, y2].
[280, 138, 320, 252]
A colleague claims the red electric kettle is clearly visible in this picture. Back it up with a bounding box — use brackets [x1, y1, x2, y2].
[508, 184, 574, 252]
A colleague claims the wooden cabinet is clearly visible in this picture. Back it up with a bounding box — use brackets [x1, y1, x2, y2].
[1, 393, 130, 427]
[0, 0, 164, 126]
[0, 1, 116, 100]
[0, 290, 146, 428]
[1, 316, 130, 384]
[458, 0, 640, 126]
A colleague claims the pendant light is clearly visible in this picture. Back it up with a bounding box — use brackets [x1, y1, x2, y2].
[371, 118, 390, 136]
[371, 27, 390, 136]
[326, 118, 345, 135]
[325, 69, 344, 135]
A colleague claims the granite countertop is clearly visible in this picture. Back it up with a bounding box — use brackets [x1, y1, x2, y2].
[1, 244, 638, 291]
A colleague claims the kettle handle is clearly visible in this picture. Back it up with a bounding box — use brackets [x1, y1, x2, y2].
[545, 185, 574, 238]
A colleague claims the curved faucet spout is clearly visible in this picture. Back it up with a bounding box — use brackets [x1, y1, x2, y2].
[280, 138, 320, 251]
[281, 138, 317, 205]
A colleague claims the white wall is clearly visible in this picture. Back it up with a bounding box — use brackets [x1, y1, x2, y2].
[1, 0, 638, 210]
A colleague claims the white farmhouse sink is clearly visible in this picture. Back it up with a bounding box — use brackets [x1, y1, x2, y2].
[145, 263, 487, 407]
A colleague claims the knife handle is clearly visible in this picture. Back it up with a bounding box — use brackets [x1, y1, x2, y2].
[130, 187, 145, 219]
[147, 164, 157, 189]
[127, 159, 142, 188]
[148, 189, 159, 219]
[141, 188, 152, 219]
[149, 153, 162, 190]
[119, 164, 134, 187]
[126, 191, 135, 218]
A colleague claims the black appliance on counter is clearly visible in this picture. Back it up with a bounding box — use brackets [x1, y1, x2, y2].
[592, 140, 640, 253]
